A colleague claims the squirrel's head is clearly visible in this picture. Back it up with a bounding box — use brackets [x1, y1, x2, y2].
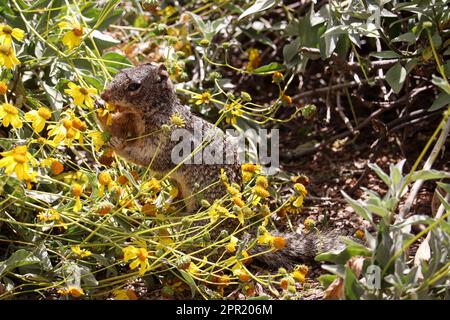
[101, 63, 176, 113]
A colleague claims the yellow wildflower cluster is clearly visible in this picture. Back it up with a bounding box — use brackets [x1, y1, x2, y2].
[0, 24, 24, 69]
[257, 226, 286, 251]
[241, 163, 261, 183]
[25, 107, 52, 132]
[47, 111, 86, 146]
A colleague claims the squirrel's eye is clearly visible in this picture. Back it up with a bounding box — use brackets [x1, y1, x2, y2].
[127, 83, 141, 91]
[157, 74, 168, 83]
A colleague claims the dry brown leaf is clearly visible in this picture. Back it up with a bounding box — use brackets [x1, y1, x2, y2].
[347, 256, 365, 278]
[323, 277, 344, 300]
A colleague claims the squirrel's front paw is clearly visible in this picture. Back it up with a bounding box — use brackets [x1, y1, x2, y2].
[109, 136, 126, 150]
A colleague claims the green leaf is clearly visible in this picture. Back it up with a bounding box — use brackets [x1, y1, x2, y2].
[341, 191, 373, 223]
[392, 32, 416, 44]
[252, 62, 284, 74]
[368, 163, 390, 186]
[283, 38, 300, 63]
[432, 75, 450, 95]
[187, 12, 206, 37]
[318, 274, 338, 289]
[429, 92, 450, 111]
[369, 51, 400, 59]
[247, 295, 270, 300]
[411, 169, 450, 181]
[90, 30, 120, 51]
[385, 62, 407, 94]
[239, 0, 276, 20]
[180, 270, 198, 298]
[344, 266, 364, 300]
[102, 52, 133, 74]
[42, 82, 64, 110]
[0, 250, 41, 277]
[315, 243, 372, 264]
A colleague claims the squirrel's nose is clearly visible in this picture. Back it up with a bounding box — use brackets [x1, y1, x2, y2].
[100, 90, 110, 101]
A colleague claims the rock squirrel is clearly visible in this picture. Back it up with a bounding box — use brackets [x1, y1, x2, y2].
[97, 63, 347, 269]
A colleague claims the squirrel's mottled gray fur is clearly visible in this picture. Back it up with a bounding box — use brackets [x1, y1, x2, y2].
[98, 63, 347, 269]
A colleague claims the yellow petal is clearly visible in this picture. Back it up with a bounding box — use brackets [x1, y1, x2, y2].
[14, 163, 25, 180]
[12, 28, 25, 41]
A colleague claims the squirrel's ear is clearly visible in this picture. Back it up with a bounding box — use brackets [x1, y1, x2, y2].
[157, 64, 169, 82]
[158, 64, 167, 73]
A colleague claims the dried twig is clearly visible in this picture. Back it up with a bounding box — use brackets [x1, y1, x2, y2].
[283, 86, 431, 159]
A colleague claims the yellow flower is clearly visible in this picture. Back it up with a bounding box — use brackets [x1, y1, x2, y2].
[223, 101, 243, 125]
[64, 82, 97, 109]
[257, 234, 273, 246]
[71, 183, 83, 212]
[241, 163, 261, 183]
[257, 227, 286, 251]
[142, 178, 161, 194]
[292, 265, 308, 283]
[0, 45, 20, 69]
[0, 103, 22, 128]
[281, 95, 293, 105]
[71, 245, 91, 258]
[24, 107, 52, 132]
[304, 218, 316, 231]
[47, 117, 81, 145]
[195, 92, 211, 105]
[254, 185, 269, 199]
[232, 262, 250, 282]
[272, 236, 286, 250]
[226, 183, 240, 196]
[246, 48, 261, 72]
[232, 196, 245, 208]
[256, 176, 268, 189]
[57, 286, 84, 297]
[24, 171, 37, 190]
[122, 246, 151, 275]
[272, 71, 283, 84]
[0, 24, 25, 47]
[355, 229, 365, 240]
[72, 117, 87, 131]
[50, 160, 64, 175]
[88, 131, 106, 151]
[225, 235, 238, 253]
[37, 209, 61, 222]
[96, 103, 115, 126]
[0, 81, 7, 95]
[59, 22, 84, 50]
[98, 172, 113, 197]
[208, 202, 236, 223]
[292, 183, 308, 208]
[0, 146, 37, 181]
[170, 113, 185, 128]
[113, 289, 138, 300]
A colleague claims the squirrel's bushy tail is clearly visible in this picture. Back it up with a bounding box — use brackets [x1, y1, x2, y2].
[252, 229, 347, 270]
